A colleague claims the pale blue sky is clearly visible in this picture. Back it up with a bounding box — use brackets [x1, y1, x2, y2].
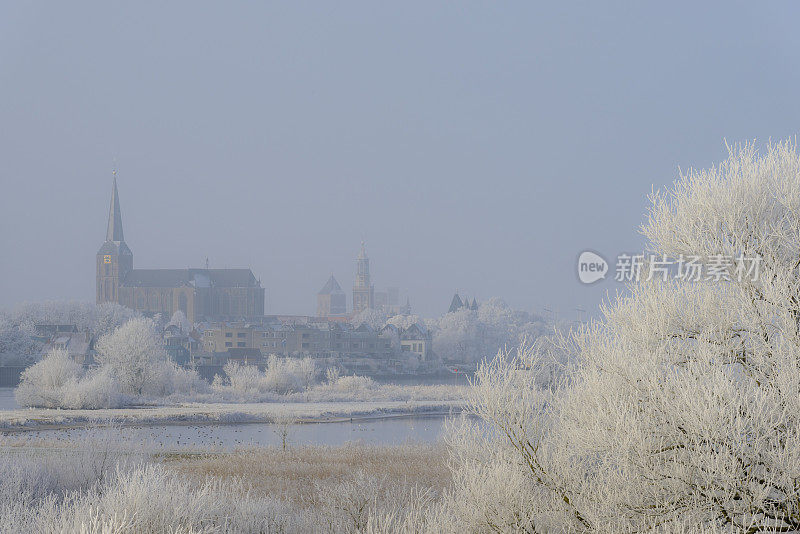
[2, 2, 799, 318]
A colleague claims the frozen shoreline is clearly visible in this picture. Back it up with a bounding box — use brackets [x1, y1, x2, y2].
[0, 399, 464, 432]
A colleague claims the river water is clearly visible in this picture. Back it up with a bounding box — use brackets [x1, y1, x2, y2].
[0, 388, 17, 410]
[0, 388, 463, 449]
[10, 414, 454, 450]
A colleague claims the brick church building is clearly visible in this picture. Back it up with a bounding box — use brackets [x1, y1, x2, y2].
[96, 174, 264, 323]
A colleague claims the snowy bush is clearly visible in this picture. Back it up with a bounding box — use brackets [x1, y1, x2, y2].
[15, 348, 85, 408]
[449, 140, 800, 532]
[60, 367, 123, 409]
[327, 374, 375, 392]
[0, 441, 449, 534]
[16, 317, 205, 409]
[217, 355, 317, 396]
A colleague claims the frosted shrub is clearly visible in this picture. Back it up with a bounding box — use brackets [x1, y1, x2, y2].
[15, 348, 84, 408]
[325, 367, 340, 384]
[262, 354, 314, 394]
[224, 361, 264, 394]
[4, 462, 298, 534]
[330, 375, 375, 392]
[166, 364, 208, 397]
[17, 318, 205, 408]
[217, 356, 317, 397]
[456, 140, 800, 532]
[61, 367, 123, 409]
[313, 470, 436, 534]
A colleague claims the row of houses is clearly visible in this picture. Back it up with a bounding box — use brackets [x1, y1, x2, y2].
[32, 324, 94, 364]
[29, 314, 436, 378]
[198, 318, 433, 363]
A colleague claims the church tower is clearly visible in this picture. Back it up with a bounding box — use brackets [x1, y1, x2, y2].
[96, 172, 133, 304]
[352, 241, 374, 314]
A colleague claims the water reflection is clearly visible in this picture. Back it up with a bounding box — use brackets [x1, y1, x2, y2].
[5, 414, 463, 450]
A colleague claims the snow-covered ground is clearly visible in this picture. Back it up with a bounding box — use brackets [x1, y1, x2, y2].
[0, 399, 463, 431]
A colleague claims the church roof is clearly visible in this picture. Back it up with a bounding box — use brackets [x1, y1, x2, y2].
[106, 173, 125, 242]
[318, 275, 344, 295]
[448, 293, 464, 313]
[121, 268, 259, 288]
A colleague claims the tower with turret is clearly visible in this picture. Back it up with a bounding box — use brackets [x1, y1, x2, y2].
[352, 241, 374, 314]
[96, 172, 133, 304]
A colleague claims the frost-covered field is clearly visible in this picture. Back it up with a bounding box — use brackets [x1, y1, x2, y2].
[0, 399, 462, 431]
[0, 433, 451, 533]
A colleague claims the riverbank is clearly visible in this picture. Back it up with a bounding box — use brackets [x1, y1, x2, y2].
[0, 439, 451, 532]
[0, 399, 464, 432]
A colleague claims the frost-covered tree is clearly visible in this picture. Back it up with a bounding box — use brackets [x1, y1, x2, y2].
[168, 310, 192, 333]
[93, 302, 139, 336]
[385, 314, 422, 330]
[0, 316, 41, 366]
[10, 301, 96, 332]
[457, 141, 800, 532]
[5, 301, 137, 338]
[94, 317, 170, 396]
[350, 308, 387, 330]
[432, 298, 550, 363]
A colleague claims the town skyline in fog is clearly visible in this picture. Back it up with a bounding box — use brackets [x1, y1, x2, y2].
[3, 3, 800, 318]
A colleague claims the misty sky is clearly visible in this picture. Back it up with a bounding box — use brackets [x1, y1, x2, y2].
[2, 2, 800, 319]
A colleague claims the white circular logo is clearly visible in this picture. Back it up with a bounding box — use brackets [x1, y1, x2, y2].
[577, 251, 608, 284]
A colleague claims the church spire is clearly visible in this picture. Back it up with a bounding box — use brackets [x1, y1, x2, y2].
[106, 171, 124, 242]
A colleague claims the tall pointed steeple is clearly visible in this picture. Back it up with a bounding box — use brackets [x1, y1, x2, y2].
[106, 171, 124, 242]
[97, 171, 133, 305]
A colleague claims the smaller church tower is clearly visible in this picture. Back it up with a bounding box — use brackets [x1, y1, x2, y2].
[352, 241, 374, 314]
[97, 172, 133, 304]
